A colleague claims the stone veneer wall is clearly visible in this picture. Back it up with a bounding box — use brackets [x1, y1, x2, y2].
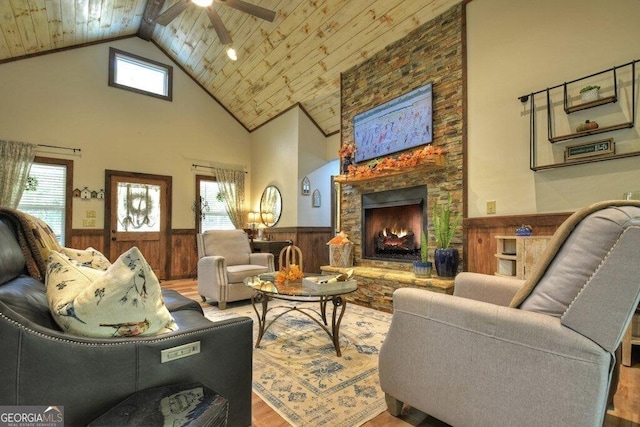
[340, 3, 465, 273]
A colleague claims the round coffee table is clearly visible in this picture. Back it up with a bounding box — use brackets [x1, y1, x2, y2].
[243, 276, 357, 356]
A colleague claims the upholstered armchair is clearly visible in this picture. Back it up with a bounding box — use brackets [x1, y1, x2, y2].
[197, 230, 274, 309]
[379, 201, 640, 427]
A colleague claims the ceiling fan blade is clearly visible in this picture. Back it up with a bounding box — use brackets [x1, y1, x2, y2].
[155, 0, 190, 26]
[218, 0, 276, 22]
[206, 7, 233, 45]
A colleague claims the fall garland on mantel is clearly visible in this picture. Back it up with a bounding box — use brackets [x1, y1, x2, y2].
[338, 144, 446, 180]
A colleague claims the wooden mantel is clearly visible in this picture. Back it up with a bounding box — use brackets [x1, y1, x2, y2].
[334, 154, 446, 184]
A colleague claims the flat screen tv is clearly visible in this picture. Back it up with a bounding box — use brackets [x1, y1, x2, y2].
[353, 82, 433, 163]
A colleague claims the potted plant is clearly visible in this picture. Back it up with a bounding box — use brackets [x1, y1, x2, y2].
[432, 193, 462, 277]
[580, 85, 600, 103]
[413, 231, 432, 277]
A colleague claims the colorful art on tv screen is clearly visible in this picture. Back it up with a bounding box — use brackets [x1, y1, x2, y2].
[353, 83, 433, 163]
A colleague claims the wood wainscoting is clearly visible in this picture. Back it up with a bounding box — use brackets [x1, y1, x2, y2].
[70, 228, 198, 279]
[69, 229, 104, 254]
[70, 227, 332, 279]
[464, 212, 571, 275]
[170, 229, 198, 279]
[266, 227, 333, 274]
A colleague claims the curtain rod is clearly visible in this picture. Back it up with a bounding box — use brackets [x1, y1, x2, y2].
[37, 144, 81, 153]
[192, 163, 248, 173]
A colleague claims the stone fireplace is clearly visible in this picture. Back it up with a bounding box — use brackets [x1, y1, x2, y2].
[362, 186, 427, 263]
[328, 3, 463, 312]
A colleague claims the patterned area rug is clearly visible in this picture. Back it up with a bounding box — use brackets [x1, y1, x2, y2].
[203, 300, 391, 426]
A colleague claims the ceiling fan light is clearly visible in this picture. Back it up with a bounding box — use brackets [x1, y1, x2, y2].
[192, 0, 213, 7]
[226, 47, 237, 61]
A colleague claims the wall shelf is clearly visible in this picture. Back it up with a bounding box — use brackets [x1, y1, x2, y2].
[564, 95, 617, 114]
[520, 59, 638, 171]
[549, 121, 634, 144]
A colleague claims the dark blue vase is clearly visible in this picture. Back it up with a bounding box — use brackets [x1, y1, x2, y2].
[434, 248, 459, 278]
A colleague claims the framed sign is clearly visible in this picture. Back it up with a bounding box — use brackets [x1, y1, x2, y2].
[565, 138, 615, 162]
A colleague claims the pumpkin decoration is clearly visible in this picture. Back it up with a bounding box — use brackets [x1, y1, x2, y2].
[576, 120, 599, 132]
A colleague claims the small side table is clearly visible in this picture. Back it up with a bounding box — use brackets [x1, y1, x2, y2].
[89, 382, 228, 427]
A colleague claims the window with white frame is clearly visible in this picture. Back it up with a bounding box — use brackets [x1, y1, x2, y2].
[198, 177, 235, 232]
[108, 48, 173, 101]
[18, 161, 69, 246]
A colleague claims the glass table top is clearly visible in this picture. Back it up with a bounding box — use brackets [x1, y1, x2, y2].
[244, 275, 357, 297]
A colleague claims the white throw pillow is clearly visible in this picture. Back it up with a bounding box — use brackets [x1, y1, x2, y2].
[46, 247, 177, 338]
[61, 247, 111, 270]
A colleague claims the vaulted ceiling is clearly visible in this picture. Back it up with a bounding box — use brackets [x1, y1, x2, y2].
[0, 0, 458, 135]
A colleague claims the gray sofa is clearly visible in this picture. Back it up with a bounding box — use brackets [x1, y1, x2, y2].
[0, 216, 253, 426]
[379, 201, 640, 426]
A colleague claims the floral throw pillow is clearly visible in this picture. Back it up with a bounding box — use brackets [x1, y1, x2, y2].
[45, 247, 177, 338]
[61, 247, 112, 270]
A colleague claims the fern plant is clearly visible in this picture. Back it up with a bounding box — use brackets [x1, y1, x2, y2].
[432, 193, 461, 249]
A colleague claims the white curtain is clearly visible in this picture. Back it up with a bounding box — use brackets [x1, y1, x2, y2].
[213, 167, 246, 229]
[0, 140, 37, 208]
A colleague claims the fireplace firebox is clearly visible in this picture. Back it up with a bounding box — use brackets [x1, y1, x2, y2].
[361, 186, 427, 263]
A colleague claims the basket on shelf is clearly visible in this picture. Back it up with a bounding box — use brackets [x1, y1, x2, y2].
[329, 243, 353, 267]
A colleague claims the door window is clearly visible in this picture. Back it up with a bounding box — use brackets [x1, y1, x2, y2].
[116, 182, 161, 232]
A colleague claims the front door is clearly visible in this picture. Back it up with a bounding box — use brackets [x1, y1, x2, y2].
[105, 170, 171, 280]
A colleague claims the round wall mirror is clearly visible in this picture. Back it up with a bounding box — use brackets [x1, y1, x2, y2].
[260, 185, 282, 227]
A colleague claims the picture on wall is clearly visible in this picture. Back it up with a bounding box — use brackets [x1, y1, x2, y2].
[353, 82, 433, 163]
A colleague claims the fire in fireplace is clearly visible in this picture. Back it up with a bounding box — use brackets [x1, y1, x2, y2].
[362, 186, 427, 263]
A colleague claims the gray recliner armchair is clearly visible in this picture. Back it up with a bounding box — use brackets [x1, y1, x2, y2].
[379, 200, 640, 427]
[197, 229, 274, 309]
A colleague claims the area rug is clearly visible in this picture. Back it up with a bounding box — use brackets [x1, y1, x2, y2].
[203, 300, 392, 427]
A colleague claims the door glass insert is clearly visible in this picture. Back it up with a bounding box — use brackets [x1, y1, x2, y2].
[117, 182, 161, 232]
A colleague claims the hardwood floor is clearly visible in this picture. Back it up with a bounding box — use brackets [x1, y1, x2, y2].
[163, 279, 639, 426]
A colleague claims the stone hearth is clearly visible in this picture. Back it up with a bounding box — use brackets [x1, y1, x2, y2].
[321, 265, 454, 313]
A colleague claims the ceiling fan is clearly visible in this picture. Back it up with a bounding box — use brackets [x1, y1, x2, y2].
[155, 0, 276, 48]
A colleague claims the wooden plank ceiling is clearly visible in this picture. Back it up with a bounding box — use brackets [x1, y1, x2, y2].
[0, 0, 458, 135]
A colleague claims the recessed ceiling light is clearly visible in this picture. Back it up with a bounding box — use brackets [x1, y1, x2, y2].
[226, 47, 237, 61]
[192, 0, 213, 7]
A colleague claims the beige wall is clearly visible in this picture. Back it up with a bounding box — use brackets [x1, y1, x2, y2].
[467, 0, 640, 217]
[249, 108, 298, 227]
[0, 37, 252, 229]
[0, 36, 338, 233]
[249, 107, 339, 228]
[297, 110, 337, 226]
